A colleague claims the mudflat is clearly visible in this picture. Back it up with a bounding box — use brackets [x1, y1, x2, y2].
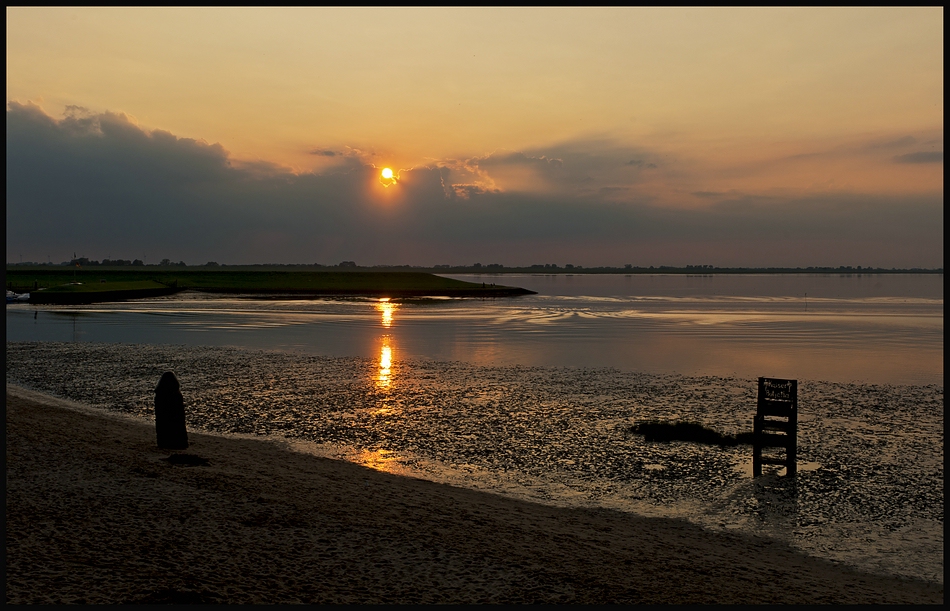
[6, 389, 943, 604]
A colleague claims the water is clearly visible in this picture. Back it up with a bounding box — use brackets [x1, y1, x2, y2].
[6, 273, 944, 386]
[5, 273, 944, 582]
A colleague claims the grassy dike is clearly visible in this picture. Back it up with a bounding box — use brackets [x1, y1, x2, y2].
[6, 269, 535, 303]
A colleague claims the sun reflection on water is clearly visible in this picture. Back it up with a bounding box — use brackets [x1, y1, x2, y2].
[374, 298, 398, 389]
[375, 298, 397, 328]
[377, 338, 394, 389]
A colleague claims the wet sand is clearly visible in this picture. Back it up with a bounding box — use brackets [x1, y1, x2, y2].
[6, 388, 942, 604]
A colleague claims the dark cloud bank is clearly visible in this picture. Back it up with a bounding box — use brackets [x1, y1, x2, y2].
[6, 103, 943, 268]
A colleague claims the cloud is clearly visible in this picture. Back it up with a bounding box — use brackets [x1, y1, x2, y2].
[894, 151, 943, 164]
[866, 135, 917, 149]
[436, 140, 665, 200]
[476, 151, 562, 167]
[626, 159, 657, 168]
[5, 103, 943, 268]
[448, 183, 497, 199]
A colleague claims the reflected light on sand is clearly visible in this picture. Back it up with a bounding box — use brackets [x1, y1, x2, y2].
[354, 448, 409, 475]
[377, 336, 394, 389]
[375, 298, 397, 328]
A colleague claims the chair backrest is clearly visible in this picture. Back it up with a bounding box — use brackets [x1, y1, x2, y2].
[757, 377, 797, 417]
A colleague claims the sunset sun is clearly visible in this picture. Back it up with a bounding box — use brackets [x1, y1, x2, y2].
[379, 166, 397, 187]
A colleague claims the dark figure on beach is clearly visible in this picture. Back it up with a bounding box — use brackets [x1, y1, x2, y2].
[154, 372, 188, 450]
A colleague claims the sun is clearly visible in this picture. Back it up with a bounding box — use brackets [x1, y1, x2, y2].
[379, 167, 397, 187]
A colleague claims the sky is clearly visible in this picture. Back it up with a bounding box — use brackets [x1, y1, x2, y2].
[6, 7, 943, 267]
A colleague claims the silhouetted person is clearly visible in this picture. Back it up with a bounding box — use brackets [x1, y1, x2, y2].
[155, 372, 188, 450]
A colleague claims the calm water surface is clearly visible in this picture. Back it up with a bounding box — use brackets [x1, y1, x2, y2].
[6, 273, 943, 385]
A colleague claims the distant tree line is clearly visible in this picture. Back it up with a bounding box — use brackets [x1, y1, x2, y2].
[6, 260, 942, 274]
[16, 257, 193, 267]
[67, 257, 146, 267]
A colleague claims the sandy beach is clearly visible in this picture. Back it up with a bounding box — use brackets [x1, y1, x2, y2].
[6, 387, 942, 604]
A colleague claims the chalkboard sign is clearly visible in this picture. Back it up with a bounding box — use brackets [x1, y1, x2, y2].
[761, 378, 796, 402]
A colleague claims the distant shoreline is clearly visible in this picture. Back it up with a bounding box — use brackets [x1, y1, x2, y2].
[7, 263, 944, 275]
[6, 266, 940, 304]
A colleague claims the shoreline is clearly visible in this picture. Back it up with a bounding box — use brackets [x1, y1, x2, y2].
[5, 269, 537, 304]
[22, 286, 535, 305]
[6, 386, 942, 604]
[7, 341, 944, 581]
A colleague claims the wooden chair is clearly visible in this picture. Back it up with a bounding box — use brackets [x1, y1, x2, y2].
[753, 377, 797, 476]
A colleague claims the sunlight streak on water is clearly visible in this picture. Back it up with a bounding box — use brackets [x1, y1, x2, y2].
[377, 339, 394, 389]
[375, 297, 397, 328]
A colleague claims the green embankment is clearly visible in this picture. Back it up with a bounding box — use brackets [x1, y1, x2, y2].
[6, 269, 534, 303]
[35, 280, 170, 293]
[23, 280, 180, 305]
